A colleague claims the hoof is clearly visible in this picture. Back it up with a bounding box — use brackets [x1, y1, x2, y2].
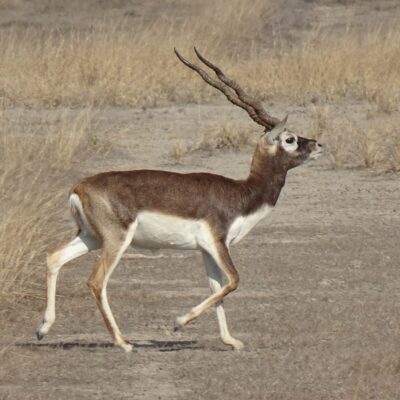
[36, 330, 45, 341]
[223, 338, 244, 351]
[116, 340, 133, 353]
[173, 317, 184, 332]
[232, 340, 245, 351]
[121, 343, 133, 353]
[36, 320, 49, 341]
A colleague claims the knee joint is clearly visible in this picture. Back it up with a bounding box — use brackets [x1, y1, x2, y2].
[228, 273, 239, 292]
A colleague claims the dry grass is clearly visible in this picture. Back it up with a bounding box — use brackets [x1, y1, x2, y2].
[310, 105, 400, 171]
[171, 104, 400, 172]
[0, 109, 93, 305]
[0, 0, 270, 107]
[0, 1, 398, 110]
[170, 122, 256, 163]
[256, 25, 400, 108]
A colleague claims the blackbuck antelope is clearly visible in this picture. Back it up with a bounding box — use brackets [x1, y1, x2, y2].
[37, 48, 324, 352]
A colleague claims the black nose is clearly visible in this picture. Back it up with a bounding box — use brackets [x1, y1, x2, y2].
[317, 143, 323, 148]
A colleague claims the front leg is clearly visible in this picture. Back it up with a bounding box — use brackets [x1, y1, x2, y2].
[202, 251, 244, 350]
[174, 239, 240, 343]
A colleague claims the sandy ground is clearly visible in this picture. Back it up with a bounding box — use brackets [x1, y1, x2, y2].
[1, 102, 399, 399]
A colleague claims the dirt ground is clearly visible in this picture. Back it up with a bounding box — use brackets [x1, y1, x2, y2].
[1, 1, 400, 399]
[0, 102, 399, 399]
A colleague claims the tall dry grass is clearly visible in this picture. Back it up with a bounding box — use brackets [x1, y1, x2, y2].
[309, 105, 400, 171]
[0, 109, 93, 305]
[0, 1, 398, 109]
[170, 122, 257, 164]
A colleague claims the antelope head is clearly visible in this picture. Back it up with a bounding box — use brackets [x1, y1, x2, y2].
[174, 47, 324, 173]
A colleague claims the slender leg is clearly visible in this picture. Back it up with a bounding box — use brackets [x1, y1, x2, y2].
[202, 251, 244, 350]
[174, 239, 239, 336]
[36, 232, 100, 340]
[87, 222, 137, 352]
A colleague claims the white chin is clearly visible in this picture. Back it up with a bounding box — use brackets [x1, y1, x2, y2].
[310, 151, 323, 160]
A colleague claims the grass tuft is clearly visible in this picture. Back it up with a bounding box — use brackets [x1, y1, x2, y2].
[0, 109, 93, 304]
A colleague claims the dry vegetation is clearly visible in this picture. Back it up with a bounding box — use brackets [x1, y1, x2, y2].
[170, 122, 256, 164]
[309, 105, 400, 171]
[0, 0, 398, 110]
[0, 109, 94, 304]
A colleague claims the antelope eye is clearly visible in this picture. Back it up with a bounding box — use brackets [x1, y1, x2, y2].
[286, 137, 295, 144]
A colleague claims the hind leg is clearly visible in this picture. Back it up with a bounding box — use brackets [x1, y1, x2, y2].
[87, 222, 137, 352]
[36, 232, 100, 340]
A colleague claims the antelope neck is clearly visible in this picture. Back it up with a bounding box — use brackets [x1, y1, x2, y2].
[242, 149, 288, 212]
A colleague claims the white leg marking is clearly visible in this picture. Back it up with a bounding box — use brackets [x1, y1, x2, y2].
[37, 233, 99, 339]
[202, 252, 244, 350]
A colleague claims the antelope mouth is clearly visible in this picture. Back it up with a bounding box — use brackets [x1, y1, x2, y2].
[310, 150, 324, 160]
[310, 144, 324, 160]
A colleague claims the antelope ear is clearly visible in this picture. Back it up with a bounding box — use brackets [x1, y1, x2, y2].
[265, 114, 288, 144]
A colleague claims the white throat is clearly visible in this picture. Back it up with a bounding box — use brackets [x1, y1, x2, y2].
[226, 204, 273, 246]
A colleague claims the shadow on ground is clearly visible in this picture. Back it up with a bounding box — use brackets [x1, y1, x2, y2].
[16, 340, 202, 352]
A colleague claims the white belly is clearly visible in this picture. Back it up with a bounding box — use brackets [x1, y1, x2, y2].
[133, 211, 209, 250]
[131, 205, 272, 251]
[226, 204, 272, 246]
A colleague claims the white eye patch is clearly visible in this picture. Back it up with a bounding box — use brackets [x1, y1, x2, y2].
[280, 131, 298, 152]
